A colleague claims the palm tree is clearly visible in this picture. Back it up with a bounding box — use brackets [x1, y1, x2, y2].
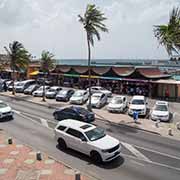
[40, 50, 55, 101]
[154, 7, 180, 56]
[4, 41, 30, 95]
[78, 4, 108, 111]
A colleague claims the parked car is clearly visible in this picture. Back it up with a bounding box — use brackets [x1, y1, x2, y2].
[54, 119, 121, 163]
[70, 90, 89, 105]
[15, 79, 36, 93]
[151, 101, 170, 122]
[56, 89, 74, 102]
[53, 106, 95, 122]
[45, 86, 61, 99]
[128, 95, 148, 116]
[87, 86, 112, 97]
[32, 86, 50, 97]
[8, 81, 19, 91]
[87, 93, 107, 108]
[0, 100, 13, 120]
[107, 95, 127, 113]
[24, 84, 40, 95]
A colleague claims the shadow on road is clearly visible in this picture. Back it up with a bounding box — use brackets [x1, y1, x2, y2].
[56, 144, 124, 169]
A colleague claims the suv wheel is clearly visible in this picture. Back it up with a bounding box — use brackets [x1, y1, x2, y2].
[90, 151, 102, 164]
[58, 138, 67, 150]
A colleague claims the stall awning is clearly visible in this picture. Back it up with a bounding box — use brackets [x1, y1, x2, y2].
[100, 77, 122, 80]
[80, 75, 99, 79]
[64, 73, 79, 77]
[29, 70, 39, 75]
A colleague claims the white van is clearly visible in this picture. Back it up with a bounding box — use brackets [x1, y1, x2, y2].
[15, 79, 36, 93]
[128, 95, 147, 116]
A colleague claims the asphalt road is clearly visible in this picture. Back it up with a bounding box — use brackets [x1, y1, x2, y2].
[0, 95, 180, 180]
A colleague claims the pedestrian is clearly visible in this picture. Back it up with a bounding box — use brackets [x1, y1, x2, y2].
[133, 111, 139, 123]
[165, 88, 170, 100]
[3, 81, 7, 92]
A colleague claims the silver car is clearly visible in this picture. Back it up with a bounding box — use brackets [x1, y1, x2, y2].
[87, 93, 108, 108]
[45, 86, 61, 99]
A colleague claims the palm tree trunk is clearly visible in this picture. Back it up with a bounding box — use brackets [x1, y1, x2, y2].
[87, 32, 92, 111]
[42, 72, 46, 102]
[12, 69, 15, 95]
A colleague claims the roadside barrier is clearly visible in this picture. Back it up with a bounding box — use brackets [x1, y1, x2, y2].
[168, 128, 173, 136]
[75, 171, 81, 180]
[176, 122, 180, 130]
[155, 120, 160, 128]
[36, 151, 42, 161]
[8, 137, 13, 144]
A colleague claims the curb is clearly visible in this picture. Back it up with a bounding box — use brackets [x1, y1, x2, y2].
[1, 93, 161, 135]
[95, 116, 161, 135]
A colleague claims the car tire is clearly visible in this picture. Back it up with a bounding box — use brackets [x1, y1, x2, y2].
[58, 138, 67, 150]
[90, 151, 102, 164]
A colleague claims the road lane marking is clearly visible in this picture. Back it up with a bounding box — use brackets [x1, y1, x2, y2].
[123, 154, 180, 172]
[40, 118, 49, 128]
[130, 160, 145, 167]
[121, 142, 152, 162]
[133, 144, 180, 161]
[13, 110, 21, 114]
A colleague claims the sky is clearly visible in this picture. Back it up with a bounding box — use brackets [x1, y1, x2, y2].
[0, 0, 179, 60]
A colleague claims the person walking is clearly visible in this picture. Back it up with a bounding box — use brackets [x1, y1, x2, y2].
[133, 111, 139, 123]
[3, 81, 7, 92]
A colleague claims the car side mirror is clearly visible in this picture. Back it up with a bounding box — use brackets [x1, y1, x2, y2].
[81, 137, 87, 142]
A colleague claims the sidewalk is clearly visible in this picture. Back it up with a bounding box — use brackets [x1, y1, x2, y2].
[1, 91, 180, 140]
[0, 130, 92, 180]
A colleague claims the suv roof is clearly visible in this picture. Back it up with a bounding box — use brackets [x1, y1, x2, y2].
[132, 95, 145, 100]
[156, 101, 168, 106]
[56, 119, 95, 132]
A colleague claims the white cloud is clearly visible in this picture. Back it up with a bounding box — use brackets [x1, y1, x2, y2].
[0, 0, 179, 59]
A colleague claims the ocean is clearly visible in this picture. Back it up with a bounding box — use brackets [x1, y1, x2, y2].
[56, 59, 170, 66]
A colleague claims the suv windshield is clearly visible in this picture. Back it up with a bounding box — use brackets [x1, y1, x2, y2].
[73, 91, 83, 97]
[132, 99, 144, 105]
[111, 98, 122, 104]
[155, 105, 168, 111]
[85, 127, 106, 141]
[59, 90, 67, 95]
[0, 102, 8, 108]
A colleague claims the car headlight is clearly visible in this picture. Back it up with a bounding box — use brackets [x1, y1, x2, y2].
[102, 149, 109, 153]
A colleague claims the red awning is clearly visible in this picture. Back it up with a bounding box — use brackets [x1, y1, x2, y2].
[72, 66, 89, 74]
[137, 68, 171, 78]
[54, 65, 71, 73]
[92, 67, 110, 75]
[112, 67, 135, 76]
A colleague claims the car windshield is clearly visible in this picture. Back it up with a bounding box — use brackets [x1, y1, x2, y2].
[85, 127, 106, 141]
[92, 95, 101, 100]
[0, 102, 8, 108]
[27, 85, 36, 90]
[99, 87, 106, 91]
[131, 99, 144, 105]
[75, 107, 88, 115]
[16, 82, 25, 86]
[59, 90, 67, 95]
[49, 88, 56, 92]
[155, 105, 168, 111]
[73, 91, 83, 97]
[111, 98, 122, 104]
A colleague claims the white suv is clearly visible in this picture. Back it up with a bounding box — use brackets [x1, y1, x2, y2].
[54, 119, 121, 163]
[128, 95, 147, 116]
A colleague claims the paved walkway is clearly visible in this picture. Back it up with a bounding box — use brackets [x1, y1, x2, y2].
[1, 91, 180, 140]
[0, 130, 92, 180]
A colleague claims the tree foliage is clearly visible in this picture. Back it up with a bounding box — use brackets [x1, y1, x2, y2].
[154, 7, 180, 56]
